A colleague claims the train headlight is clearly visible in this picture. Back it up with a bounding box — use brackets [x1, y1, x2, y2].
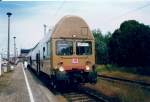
[55, 66, 58, 69]
[85, 66, 90, 71]
[59, 66, 64, 72]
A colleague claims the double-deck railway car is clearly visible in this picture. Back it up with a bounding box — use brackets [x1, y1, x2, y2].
[27, 15, 97, 88]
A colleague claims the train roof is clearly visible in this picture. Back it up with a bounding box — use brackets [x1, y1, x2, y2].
[51, 15, 94, 39]
[38, 15, 94, 44]
[28, 15, 94, 56]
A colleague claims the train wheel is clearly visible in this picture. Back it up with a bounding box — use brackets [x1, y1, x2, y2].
[37, 68, 40, 76]
[53, 84, 57, 89]
[50, 76, 58, 90]
[51, 81, 56, 89]
[27, 64, 30, 69]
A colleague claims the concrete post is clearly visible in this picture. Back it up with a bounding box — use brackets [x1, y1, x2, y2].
[0, 54, 2, 76]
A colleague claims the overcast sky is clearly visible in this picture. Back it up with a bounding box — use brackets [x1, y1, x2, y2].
[0, 0, 150, 55]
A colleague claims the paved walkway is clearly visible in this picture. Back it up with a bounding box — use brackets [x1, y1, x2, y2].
[0, 63, 65, 102]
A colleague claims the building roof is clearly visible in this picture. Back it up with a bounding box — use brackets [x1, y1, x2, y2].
[20, 49, 31, 54]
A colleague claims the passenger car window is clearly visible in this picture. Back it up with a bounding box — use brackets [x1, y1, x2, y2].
[47, 41, 50, 56]
[56, 40, 73, 55]
[43, 47, 45, 59]
[76, 41, 92, 55]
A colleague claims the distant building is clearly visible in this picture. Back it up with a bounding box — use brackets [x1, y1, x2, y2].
[20, 49, 31, 57]
[18, 49, 31, 61]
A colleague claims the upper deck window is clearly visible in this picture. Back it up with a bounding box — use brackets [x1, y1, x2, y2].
[76, 41, 92, 55]
[56, 40, 73, 55]
[47, 41, 50, 57]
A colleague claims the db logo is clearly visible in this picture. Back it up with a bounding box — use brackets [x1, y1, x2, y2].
[72, 58, 78, 64]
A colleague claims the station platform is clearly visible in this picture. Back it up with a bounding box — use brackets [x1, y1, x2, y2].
[0, 63, 66, 102]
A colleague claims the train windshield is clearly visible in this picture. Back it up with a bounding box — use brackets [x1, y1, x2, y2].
[76, 41, 92, 55]
[56, 40, 73, 55]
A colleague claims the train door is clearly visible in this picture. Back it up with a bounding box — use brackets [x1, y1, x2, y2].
[43, 47, 45, 59]
[36, 53, 40, 75]
[29, 56, 32, 65]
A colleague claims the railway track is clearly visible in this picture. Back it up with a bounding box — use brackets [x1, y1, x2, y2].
[29, 66, 123, 102]
[98, 74, 150, 87]
[28, 67, 108, 102]
[62, 91, 99, 102]
[61, 85, 118, 102]
[28, 67, 112, 102]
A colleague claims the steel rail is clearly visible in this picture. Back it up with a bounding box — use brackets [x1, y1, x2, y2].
[98, 74, 150, 87]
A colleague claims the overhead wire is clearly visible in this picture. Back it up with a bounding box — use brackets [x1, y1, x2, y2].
[53, 0, 66, 19]
[45, 0, 66, 31]
[102, 2, 150, 33]
[107, 3, 150, 23]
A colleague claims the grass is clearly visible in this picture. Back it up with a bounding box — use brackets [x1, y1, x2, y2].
[93, 64, 150, 102]
[96, 64, 140, 73]
[106, 79, 150, 102]
[96, 64, 150, 84]
[0, 71, 13, 92]
[85, 78, 150, 102]
[85, 79, 118, 97]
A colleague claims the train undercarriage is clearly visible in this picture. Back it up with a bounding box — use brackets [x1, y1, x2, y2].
[49, 69, 97, 89]
[28, 64, 97, 89]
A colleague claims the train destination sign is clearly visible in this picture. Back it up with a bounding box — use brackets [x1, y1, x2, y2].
[77, 42, 89, 46]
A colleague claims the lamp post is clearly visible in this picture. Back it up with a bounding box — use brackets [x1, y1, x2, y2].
[13, 36, 16, 61]
[16, 48, 18, 57]
[43, 24, 47, 35]
[1, 49, 3, 59]
[6, 12, 12, 62]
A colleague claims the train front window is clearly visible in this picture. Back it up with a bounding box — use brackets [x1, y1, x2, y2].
[76, 41, 92, 55]
[56, 40, 73, 55]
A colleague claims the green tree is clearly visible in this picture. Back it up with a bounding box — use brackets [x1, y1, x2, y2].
[92, 29, 111, 64]
[108, 20, 150, 74]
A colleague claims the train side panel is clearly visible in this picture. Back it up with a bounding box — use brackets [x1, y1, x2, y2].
[27, 15, 97, 89]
